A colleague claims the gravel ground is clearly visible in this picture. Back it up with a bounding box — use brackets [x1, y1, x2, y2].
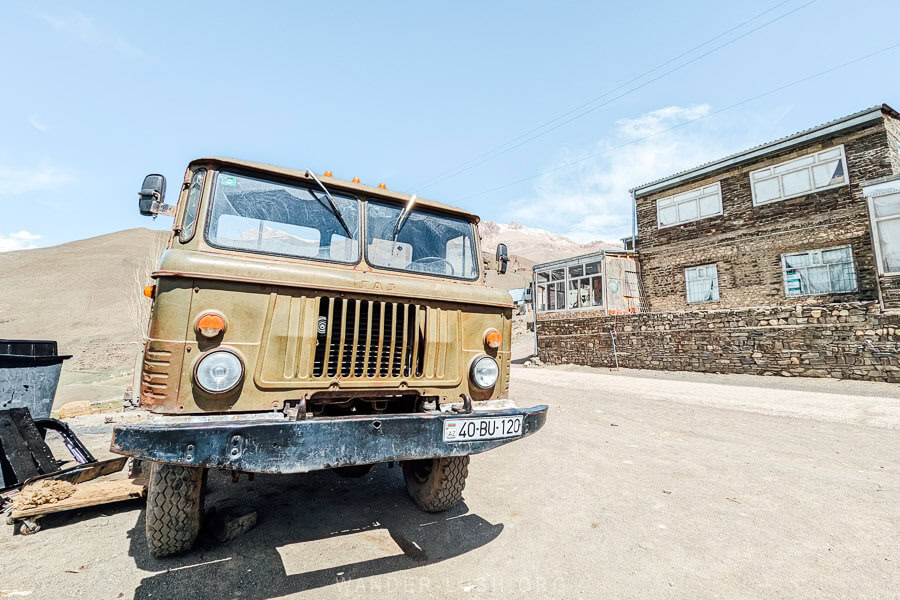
[2, 365, 897, 599]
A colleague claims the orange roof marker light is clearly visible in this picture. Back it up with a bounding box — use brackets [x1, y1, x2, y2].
[323, 171, 333, 177]
[378, 183, 387, 189]
[352, 177, 360, 183]
[143, 285, 155, 298]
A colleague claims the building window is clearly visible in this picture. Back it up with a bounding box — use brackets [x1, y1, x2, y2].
[750, 145, 848, 205]
[685, 264, 719, 303]
[566, 262, 604, 309]
[657, 182, 722, 228]
[535, 268, 565, 311]
[536, 262, 604, 312]
[869, 192, 900, 274]
[535, 271, 548, 312]
[781, 245, 857, 297]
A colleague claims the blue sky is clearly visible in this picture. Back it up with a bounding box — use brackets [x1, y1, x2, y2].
[2, 0, 899, 251]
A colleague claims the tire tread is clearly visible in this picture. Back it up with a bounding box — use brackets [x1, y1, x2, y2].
[403, 456, 469, 512]
[145, 463, 204, 557]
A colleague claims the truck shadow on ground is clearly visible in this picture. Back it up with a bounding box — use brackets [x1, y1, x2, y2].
[127, 466, 504, 599]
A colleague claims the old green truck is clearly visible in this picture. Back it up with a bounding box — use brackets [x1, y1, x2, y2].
[112, 158, 547, 556]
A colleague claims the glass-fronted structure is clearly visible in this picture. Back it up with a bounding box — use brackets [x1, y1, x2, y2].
[532, 251, 644, 314]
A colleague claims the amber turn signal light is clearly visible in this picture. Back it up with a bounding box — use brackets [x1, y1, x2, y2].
[196, 312, 226, 338]
[484, 328, 502, 349]
[143, 285, 155, 298]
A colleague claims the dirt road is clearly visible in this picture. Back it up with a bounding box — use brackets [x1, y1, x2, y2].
[2, 366, 897, 599]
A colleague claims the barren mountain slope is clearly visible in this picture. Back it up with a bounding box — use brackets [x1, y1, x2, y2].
[479, 221, 621, 264]
[0, 228, 168, 375]
[482, 252, 535, 290]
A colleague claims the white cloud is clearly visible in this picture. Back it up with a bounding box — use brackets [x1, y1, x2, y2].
[28, 113, 49, 132]
[615, 104, 712, 138]
[0, 231, 42, 252]
[0, 165, 73, 196]
[509, 104, 758, 243]
[34, 9, 144, 58]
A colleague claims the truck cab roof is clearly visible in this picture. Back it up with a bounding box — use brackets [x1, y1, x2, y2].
[188, 157, 480, 223]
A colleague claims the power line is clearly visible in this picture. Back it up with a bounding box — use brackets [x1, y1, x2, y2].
[412, 0, 797, 190]
[413, 0, 813, 192]
[456, 42, 900, 203]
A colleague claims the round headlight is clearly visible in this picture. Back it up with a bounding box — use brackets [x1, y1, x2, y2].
[470, 355, 499, 389]
[194, 349, 244, 394]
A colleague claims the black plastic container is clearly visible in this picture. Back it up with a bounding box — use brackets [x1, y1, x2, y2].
[0, 340, 72, 419]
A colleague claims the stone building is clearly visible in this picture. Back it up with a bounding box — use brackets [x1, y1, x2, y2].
[630, 104, 900, 313]
[535, 105, 900, 382]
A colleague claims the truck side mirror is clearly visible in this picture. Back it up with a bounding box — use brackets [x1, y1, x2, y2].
[496, 243, 508, 275]
[138, 174, 167, 217]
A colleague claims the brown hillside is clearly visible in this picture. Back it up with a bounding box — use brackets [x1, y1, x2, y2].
[0, 228, 168, 375]
[480, 221, 621, 264]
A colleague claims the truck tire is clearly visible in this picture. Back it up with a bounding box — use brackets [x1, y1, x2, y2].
[145, 462, 205, 557]
[402, 456, 469, 512]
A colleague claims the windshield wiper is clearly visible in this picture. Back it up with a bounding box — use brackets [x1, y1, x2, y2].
[392, 194, 417, 241]
[305, 170, 354, 238]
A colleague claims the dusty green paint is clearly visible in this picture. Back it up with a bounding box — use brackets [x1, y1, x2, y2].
[140, 158, 513, 415]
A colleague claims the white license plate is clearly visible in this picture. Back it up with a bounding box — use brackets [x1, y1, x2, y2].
[443, 415, 523, 442]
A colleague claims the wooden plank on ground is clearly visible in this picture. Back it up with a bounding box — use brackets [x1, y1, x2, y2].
[12, 474, 148, 518]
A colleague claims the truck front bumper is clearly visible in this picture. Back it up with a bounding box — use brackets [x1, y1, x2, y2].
[110, 405, 548, 474]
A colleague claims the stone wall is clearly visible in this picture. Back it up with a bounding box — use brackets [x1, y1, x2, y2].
[634, 121, 896, 313]
[884, 113, 900, 174]
[536, 302, 900, 383]
[881, 275, 900, 310]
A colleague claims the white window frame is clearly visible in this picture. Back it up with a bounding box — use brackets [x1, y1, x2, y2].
[565, 262, 604, 310]
[656, 182, 723, 229]
[535, 268, 565, 312]
[780, 245, 858, 298]
[750, 145, 849, 206]
[684, 263, 720, 304]
[867, 191, 900, 276]
[534, 259, 605, 313]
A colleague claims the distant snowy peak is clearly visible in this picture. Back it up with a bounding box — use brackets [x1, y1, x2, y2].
[479, 221, 621, 264]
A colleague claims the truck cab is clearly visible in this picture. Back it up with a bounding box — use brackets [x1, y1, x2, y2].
[113, 158, 547, 556]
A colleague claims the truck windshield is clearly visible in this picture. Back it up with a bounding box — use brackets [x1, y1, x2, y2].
[366, 200, 478, 279]
[206, 171, 360, 263]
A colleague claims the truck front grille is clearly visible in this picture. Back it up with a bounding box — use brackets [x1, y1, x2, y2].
[312, 298, 425, 379]
[257, 293, 460, 385]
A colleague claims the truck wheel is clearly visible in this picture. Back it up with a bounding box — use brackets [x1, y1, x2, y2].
[402, 456, 469, 512]
[145, 462, 205, 557]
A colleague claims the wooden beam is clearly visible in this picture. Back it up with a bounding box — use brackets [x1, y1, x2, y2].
[12, 475, 147, 518]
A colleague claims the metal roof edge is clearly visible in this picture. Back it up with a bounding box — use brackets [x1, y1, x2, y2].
[630, 104, 896, 198]
[532, 249, 633, 271]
